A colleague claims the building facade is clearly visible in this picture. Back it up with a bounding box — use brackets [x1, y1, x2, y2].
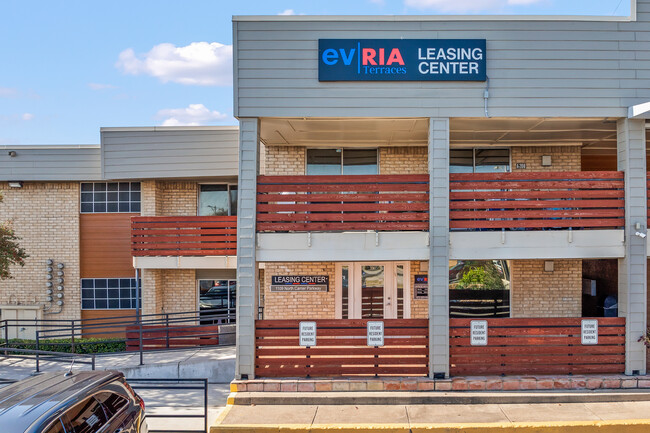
[233, 2, 650, 380]
[0, 127, 239, 339]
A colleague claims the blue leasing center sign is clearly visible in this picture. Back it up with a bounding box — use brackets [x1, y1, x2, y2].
[319, 39, 486, 82]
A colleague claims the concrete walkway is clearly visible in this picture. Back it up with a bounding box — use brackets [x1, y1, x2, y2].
[212, 400, 650, 432]
[0, 345, 235, 383]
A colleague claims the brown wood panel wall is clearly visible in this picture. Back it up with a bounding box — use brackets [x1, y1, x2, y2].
[581, 155, 618, 171]
[80, 213, 138, 278]
[255, 319, 429, 377]
[449, 317, 625, 376]
[81, 309, 137, 339]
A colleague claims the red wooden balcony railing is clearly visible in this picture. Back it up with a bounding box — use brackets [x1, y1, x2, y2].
[450, 171, 624, 230]
[255, 319, 429, 377]
[256, 174, 429, 232]
[450, 317, 625, 376]
[131, 215, 237, 256]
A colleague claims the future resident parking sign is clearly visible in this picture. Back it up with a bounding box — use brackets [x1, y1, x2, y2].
[319, 39, 486, 82]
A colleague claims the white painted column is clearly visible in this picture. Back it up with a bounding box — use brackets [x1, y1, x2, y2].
[236, 118, 260, 380]
[428, 118, 450, 378]
[617, 118, 647, 375]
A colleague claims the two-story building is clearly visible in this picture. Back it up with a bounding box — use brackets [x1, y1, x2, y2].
[232, 2, 650, 386]
[0, 126, 239, 340]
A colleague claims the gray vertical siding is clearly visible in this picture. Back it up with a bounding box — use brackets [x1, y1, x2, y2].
[0, 146, 101, 181]
[101, 127, 239, 180]
[429, 118, 450, 378]
[234, 1, 650, 118]
[617, 118, 648, 375]
[235, 118, 260, 379]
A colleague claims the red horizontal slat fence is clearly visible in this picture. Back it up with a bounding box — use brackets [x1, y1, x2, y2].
[126, 324, 220, 351]
[256, 175, 429, 232]
[449, 317, 625, 376]
[131, 215, 237, 256]
[450, 171, 624, 230]
[255, 319, 429, 377]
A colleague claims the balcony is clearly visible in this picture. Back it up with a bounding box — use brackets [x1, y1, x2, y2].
[256, 174, 429, 232]
[449, 171, 625, 259]
[256, 172, 625, 261]
[131, 215, 237, 269]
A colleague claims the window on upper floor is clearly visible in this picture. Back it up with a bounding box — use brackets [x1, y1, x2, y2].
[306, 149, 378, 175]
[81, 278, 141, 309]
[80, 182, 141, 213]
[198, 184, 237, 216]
[449, 148, 510, 173]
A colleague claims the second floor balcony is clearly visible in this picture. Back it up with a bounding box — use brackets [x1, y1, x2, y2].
[255, 172, 625, 261]
[131, 215, 237, 269]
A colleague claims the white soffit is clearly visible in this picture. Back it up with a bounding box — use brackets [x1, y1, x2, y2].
[260, 117, 619, 149]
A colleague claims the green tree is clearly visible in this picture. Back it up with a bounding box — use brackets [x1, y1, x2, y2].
[455, 261, 505, 290]
[0, 193, 28, 279]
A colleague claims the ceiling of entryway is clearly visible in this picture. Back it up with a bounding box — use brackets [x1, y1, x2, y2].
[260, 117, 646, 153]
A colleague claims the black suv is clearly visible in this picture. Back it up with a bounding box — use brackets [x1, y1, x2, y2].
[0, 370, 147, 433]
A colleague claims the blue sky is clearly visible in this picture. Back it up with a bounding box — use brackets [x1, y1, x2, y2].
[0, 0, 632, 145]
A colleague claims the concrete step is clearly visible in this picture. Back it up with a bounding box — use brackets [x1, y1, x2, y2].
[229, 389, 650, 405]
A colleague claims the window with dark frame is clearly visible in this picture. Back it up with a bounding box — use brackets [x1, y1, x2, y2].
[80, 182, 141, 213]
[306, 148, 378, 175]
[450, 148, 510, 173]
[198, 184, 238, 216]
[81, 278, 141, 310]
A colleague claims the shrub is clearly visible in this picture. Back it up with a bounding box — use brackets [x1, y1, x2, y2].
[6, 338, 126, 354]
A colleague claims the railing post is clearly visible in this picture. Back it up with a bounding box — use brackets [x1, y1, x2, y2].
[4, 321, 8, 355]
[35, 331, 40, 373]
[70, 320, 75, 354]
[203, 378, 208, 433]
[139, 318, 144, 366]
[92, 354, 96, 371]
[166, 314, 170, 349]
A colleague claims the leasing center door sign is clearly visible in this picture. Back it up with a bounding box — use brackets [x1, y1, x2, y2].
[270, 275, 329, 292]
[319, 39, 486, 82]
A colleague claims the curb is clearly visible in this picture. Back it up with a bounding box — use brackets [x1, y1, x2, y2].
[227, 390, 650, 406]
[210, 419, 650, 433]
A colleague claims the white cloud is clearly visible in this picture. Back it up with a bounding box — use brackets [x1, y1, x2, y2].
[116, 42, 232, 86]
[405, 0, 541, 12]
[155, 104, 228, 126]
[0, 87, 18, 98]
[278, 9, 296, 15]
[21, 113, 34, 121]
[88, 83, 118, 90]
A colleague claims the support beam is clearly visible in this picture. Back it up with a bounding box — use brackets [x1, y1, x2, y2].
[617, 118, 647, 375]
[428, 118, 450, 378]
[236, 118, 260, 380]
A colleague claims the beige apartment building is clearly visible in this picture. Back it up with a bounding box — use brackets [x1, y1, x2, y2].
[0, 127, 239, 338]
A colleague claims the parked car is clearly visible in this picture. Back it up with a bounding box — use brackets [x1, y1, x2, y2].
[0, 370, 147, 433]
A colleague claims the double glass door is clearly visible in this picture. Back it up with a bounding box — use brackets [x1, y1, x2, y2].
[337, 262, 408, 319]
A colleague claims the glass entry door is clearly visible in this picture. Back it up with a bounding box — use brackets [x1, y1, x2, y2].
[339, 262, 408, 319]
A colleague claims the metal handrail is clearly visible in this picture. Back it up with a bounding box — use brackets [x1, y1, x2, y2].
[0, 347, 95, 373]
[1, 308, 236, 367]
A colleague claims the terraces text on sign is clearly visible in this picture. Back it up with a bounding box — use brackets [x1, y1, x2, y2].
[270, 275, 329, 292]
